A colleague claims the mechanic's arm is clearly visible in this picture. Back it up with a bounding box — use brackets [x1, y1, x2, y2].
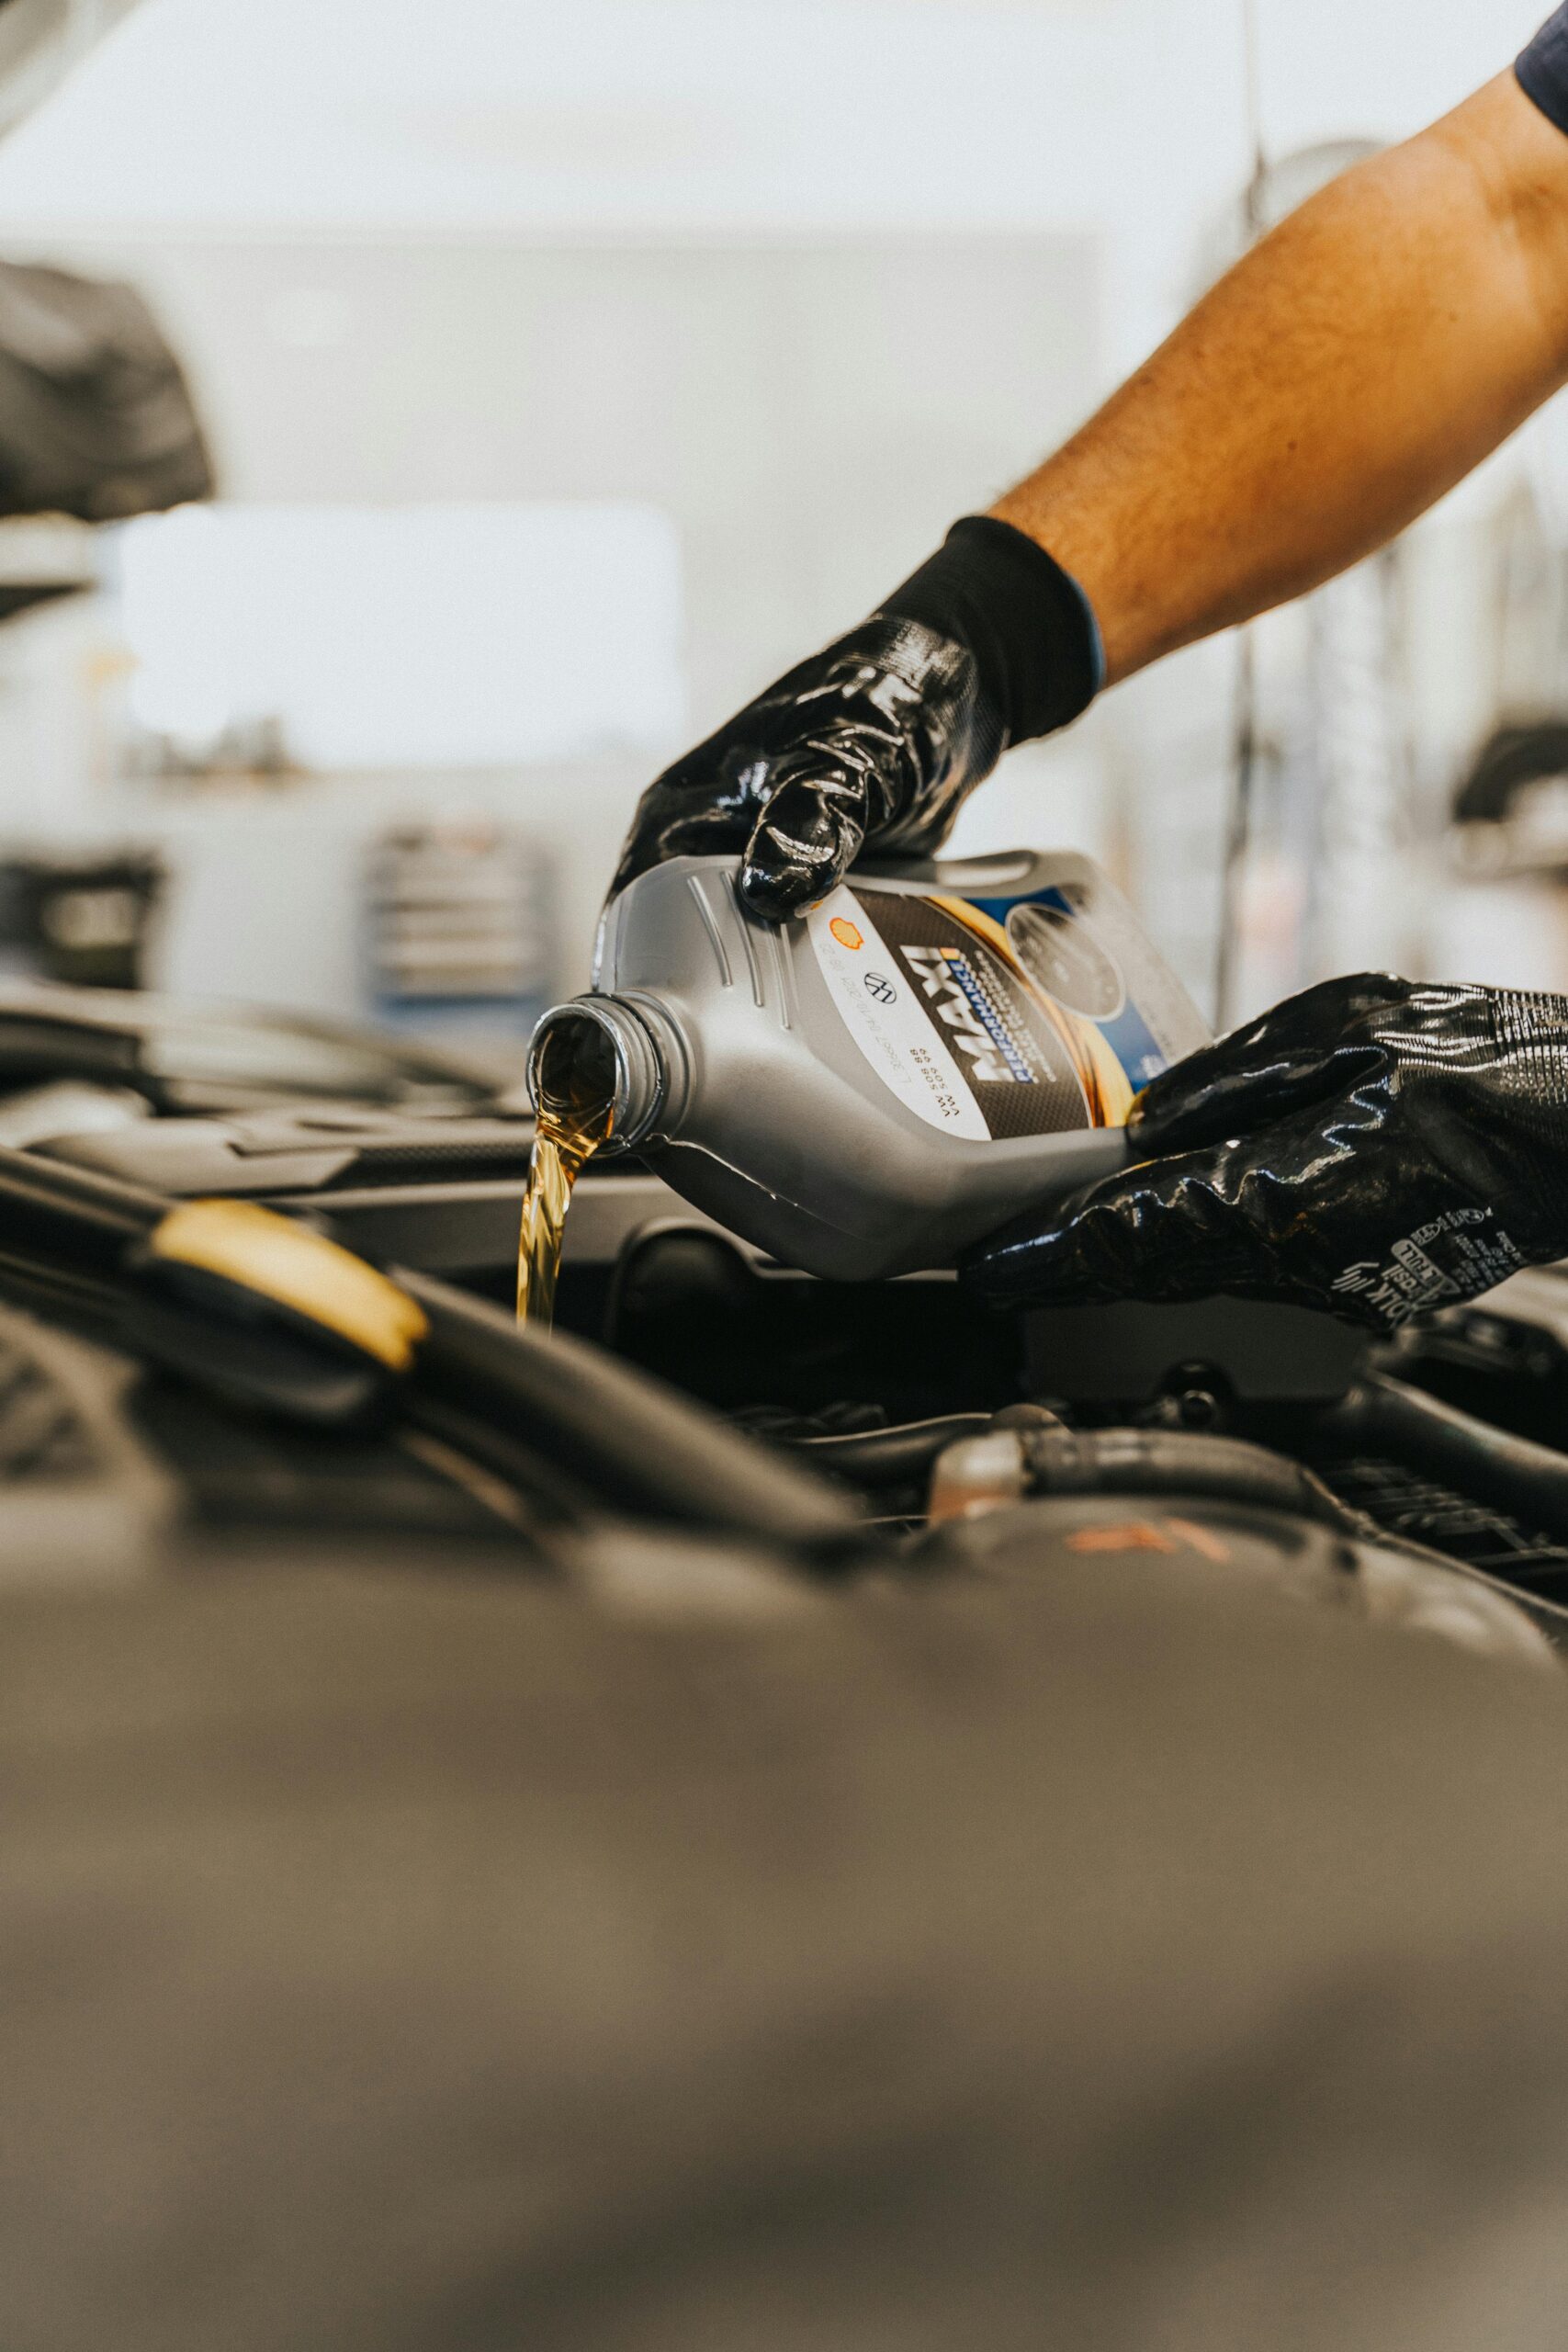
[613, 38, 1568, 923]
[993, 70, 1568, 684]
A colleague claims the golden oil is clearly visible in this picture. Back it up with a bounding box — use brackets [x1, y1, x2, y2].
[516, 1016, 616, 1329]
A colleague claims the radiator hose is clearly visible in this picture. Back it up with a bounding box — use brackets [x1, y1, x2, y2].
[931, 1420, 1363, 1533]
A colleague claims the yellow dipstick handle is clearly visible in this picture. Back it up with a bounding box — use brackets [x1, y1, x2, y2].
[148, 1200, 429, 1372]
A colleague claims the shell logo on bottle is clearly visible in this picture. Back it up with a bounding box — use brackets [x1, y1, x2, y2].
[829, 916, 863, 951]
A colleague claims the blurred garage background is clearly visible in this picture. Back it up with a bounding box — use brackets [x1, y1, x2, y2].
[0, 0, 1558, 1048]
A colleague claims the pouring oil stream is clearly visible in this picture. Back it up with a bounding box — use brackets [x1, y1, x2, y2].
[516, 1017, 616, 1329]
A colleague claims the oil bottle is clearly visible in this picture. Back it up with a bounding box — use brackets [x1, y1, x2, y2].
[525, 848, 1209, 1293]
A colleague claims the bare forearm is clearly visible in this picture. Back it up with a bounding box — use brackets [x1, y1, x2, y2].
[992, 74, 1568, 685]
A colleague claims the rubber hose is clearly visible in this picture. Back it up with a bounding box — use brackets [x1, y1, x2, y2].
[395, 1268, 861, 1553]
[795, 1414, 994, 1488]
[1322, 1371, 1568, 1546]
[1021, 1424, 1363, 1535]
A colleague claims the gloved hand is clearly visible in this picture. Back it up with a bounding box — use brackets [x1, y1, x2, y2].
[609, 516, 1102, 923]
[960, 973, 1568, 1329]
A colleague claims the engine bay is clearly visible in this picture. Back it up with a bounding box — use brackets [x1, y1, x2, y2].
[1, 981, 1564, 1678]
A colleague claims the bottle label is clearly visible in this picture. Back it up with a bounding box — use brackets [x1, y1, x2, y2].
[807, 880, 1165, 1141]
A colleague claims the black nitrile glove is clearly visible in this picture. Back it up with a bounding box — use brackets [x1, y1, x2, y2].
[960, 974, 1568, 1330]
[610, 515, 1102, 922]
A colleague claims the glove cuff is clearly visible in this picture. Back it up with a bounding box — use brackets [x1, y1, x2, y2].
[877, 514, 1104, 748]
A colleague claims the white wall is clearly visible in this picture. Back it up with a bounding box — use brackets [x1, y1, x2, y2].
[0, 233, 1101, 1009]
[0, 0, 1547, 352]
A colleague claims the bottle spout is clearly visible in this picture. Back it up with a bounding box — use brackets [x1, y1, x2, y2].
[526, 996, 667, 1155]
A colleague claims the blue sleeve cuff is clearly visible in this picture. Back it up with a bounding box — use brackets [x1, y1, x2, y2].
[1066, 572, 1107, 698]
[1518, 6, 1568, 138]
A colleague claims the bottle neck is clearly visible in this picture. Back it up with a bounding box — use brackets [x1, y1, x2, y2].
[526, 994, 666, 1154]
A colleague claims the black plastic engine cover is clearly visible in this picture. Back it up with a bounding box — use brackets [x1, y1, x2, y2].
[1024, 1295, 1367, 1407]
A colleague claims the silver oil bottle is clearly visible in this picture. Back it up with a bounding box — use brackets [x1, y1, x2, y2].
[527, 850, 1210, 1283]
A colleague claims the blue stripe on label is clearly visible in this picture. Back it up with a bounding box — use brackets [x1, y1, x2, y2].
[940, 952, 1034, 1081]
